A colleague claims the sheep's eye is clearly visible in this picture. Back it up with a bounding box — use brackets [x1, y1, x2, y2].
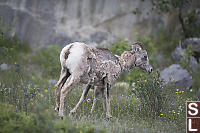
[144, 55, 147, 59]
[136, 48, 140, 51]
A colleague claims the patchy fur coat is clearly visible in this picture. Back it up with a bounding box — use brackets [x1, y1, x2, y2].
[60, 42, 127, 86]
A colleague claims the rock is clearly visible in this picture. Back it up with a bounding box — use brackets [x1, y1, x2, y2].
[90, 31, 108, 44]
[0, 63, 9, 70]
[172, 42, 199, 72]
[171, 43, 185, 61]
[53, 34, 73, 48]
[160, 64, 192, 89]
[64, 26, 116, 47]
[189, 56, 198, 73]
[0, 0, 180, 48]
[182, 38, 200, 53]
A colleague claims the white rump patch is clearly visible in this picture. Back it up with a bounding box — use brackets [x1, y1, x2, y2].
[66, 42, 85, 73]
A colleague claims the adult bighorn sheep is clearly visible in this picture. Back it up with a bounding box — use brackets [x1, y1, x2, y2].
[55, 42, 152, 118]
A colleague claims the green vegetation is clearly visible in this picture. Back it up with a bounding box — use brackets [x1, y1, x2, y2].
[0, 103, 105, 133]
[0, 18, 199, 133]
[31, 45, 60, 78]
[151, 0, 200, 38]
[0, 19, 30, 65]
[180, 44, 194, 71]
[109, 39, 130, 56]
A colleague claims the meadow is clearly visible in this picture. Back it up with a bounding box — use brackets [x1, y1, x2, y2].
[0, 24, 199, 133]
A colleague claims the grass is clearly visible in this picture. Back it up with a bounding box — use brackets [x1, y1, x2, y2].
[0, 45, 193, 133]
[0, 68, 190, 133]
[0, 25, 198, 132]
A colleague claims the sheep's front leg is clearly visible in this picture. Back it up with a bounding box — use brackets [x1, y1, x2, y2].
[59, 75, 79, 118]
[91, 87, 105, 114]
[105, 83, 112, 118]
[69, 84, 91, 117]
[55, 68, 69, 112]
[101, 89, 106, 113]
[91, 86, 99, 113]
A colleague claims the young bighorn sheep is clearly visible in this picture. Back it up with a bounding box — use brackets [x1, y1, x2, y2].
[55, 42, 152, 118]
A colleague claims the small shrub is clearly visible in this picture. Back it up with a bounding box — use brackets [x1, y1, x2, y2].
[131, 72, 163, 117]
[180, 44, 194, 72]
[0, 102, 106, 133]
[129, 71, 192, 130]
[0, 103, 36, 133]
[184, 10, 200, 37]
[31, 45, 60, 78]
[0, 18, 30, 64]
[109, 39, 130, 56]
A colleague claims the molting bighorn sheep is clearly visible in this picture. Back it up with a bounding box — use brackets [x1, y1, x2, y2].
[55, 42, 153, 118]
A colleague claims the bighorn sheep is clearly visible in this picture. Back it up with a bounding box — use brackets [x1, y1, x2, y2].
[55, 42, 152, 118]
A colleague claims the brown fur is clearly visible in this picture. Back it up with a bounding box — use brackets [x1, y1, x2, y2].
[64, 45, 73, 59]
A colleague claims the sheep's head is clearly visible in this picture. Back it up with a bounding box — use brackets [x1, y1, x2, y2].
[131, 42, 153, 74]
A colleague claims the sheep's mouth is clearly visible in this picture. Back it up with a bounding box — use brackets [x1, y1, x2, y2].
[146, 67, 153, 74]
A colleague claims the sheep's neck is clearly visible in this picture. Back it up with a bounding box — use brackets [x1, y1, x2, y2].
[118, 52, 136, 73]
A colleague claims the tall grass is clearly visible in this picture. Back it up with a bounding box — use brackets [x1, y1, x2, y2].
[0, 22, 197, 132]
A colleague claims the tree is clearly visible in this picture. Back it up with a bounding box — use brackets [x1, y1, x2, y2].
[151, 0, 200, 38]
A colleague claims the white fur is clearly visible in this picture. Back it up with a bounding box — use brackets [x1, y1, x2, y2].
[66, 42, 85, 73]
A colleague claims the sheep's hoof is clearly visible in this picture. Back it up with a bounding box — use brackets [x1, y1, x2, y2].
[60, 116, 64, 120]
[58, 111, 65, 119]
[106, 113, 113, 118]
[69, 110, 76, 118]
[54, 106, 59, 112]
[90, 109, 94, 114]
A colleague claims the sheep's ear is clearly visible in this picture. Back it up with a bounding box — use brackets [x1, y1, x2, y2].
[132, 42, 143, 52]
[131, 45, 137, 51]
[131, 44, 141, 52]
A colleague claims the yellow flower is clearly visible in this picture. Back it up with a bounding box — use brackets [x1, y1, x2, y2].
[179, 91, 184, 94]
[14, 62, 17, 64]
[87, 99, 91, 103]
[80, 131, 83, 133]
[40, 94, 44, 97]
[175, 92, 179, 94]
[160, 114, 164, 116]
[45, 89, 48, 93]
[89, 89, 93, 92]
[142, 80, 147, 83]
[132, 88, 135, 91]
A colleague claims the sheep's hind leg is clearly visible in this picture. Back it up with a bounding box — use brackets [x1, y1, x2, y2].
[69, 84, 92, 117]
[55, 68, 69, 112]
[59, 75, 79, 118]
[105, 83, 112, 118]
